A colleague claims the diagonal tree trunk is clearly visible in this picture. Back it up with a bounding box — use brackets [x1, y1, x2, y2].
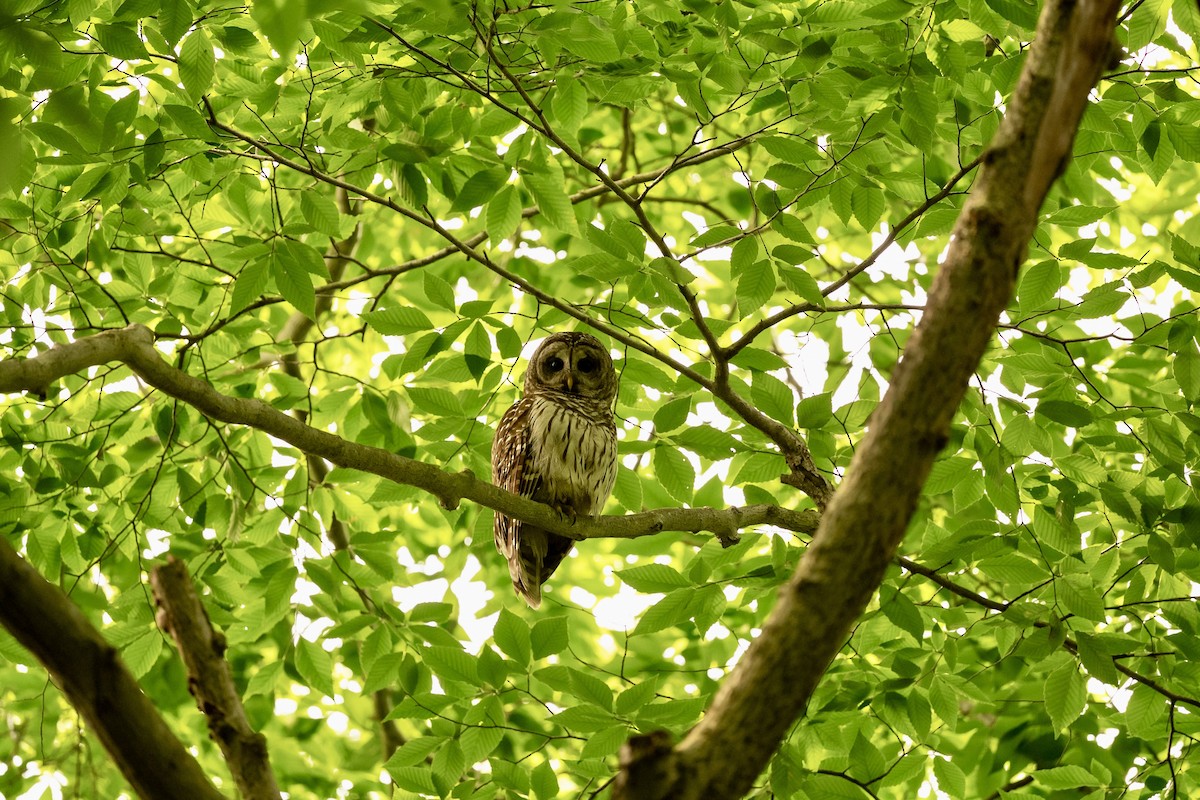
[612, 0, 1122, 797]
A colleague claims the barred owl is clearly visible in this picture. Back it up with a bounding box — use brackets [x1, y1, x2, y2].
[492, 332, 619, 608]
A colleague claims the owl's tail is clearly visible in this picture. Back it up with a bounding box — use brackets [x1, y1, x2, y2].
[508, 527, 574, 609]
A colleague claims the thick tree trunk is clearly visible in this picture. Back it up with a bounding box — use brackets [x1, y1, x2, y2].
[0, 537, 227, 800]
[612, 0, 1122, 797]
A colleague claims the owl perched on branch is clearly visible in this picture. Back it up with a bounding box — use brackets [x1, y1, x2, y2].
[492, 332, 619, 608]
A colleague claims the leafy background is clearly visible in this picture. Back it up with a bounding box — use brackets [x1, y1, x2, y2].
[1, 0, 1199, 797]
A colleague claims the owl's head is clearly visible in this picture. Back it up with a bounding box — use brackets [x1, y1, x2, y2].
[524, 332, 617, 404]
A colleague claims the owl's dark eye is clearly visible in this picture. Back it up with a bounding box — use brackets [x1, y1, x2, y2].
[576, 356, 598, 374]
[545, 356, 565, 372]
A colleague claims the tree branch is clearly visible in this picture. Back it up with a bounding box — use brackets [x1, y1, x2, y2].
[0, 536, 227, 800]
[610, 0, 1123, 796]
[151, 557, 282, 800]
[0, 325, 819, 541]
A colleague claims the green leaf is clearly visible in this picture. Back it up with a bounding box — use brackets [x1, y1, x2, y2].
[493, 607, 532, 666]
[178, 30, 215, 100]
[1035, 399, 1093, 428]
[364, 307, 434, 336]
[617, 563, 691, 593]
[653, 446, 694, 503]
[634, 588, 695, 635]
[122, 629, 163, 678]
[1043, 661, 1086, 732]
[525, 172, 577, 234]
[1174, 344, 1200, 401]
[1034, 765, 1102, 790]
[486, 184, 523, 243]
[94, 23, 149, 60]
[294, 639, 335, 697]
[614, 678, 659, 715]
[231, 259, 270, 312]
[778, 264, 825, 307]
[452, 167, 507, 212]
[736, 259, 776, 314]
[532, 760, 559, 800]
[1017, 260, 1061, 311]
[932, 757, 966, 798]
[385, 735, 442, 769]
[300, 191, 341, 236]
[423, 645, 478, 684]
[531, 617, 569, 658]
[270, 246, 315, 318]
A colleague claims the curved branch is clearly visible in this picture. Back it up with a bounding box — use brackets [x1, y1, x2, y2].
[0, 325, 819, 540]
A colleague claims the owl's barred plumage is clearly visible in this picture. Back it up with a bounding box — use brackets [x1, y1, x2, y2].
[492, 332, 618, 608]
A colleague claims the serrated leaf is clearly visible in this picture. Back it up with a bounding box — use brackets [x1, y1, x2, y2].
[178, 30, 215, 100]
[1174, 346, 1200, 401]
[614, 678, 659, 716]
[1044, 661, 1086, 732]
[423, 645, 478, 684]
[1035, 399, 1092, 428]
[271, 247, 315, 319]
[532, 616, 569, 658]
[1034, 764, 1102, 789]
[385, 736, 443, 769]
[796, 392, 832, 428]
[736, 259, 775, 313]
[532, 760, 559, 800]
[730, 236, 759, 276]
[525, 172, 577, 234]
[300, 191, 341, 235]
[432, 739, 466, 789]
[460, 726, 504, 762]
[1058, 576, 1105, 621]
[95, 23, 149, 60]
[852, 184, 885, 230]
[634, 588, 695, 635]
[1018, 260, 1060, 311]
[407, 387, 463, 417]
[617, 563, 691, 593]
[294, 639, 335, 696]
[778, 264, 824, 307]
[1125, 683, 1167, 738]
[932, 757, 966, 798]
[493, 607, 531, 666]
[580, 724, 630, 760]
[364, 307, 434, 335]
[123, 629, 163, 678]
[570, 668, 614, 710]
[486, 183, 522, 243]
[452, 167, 507, 212]
[231, 259, 269, 312]
[653, 446, 694, 503]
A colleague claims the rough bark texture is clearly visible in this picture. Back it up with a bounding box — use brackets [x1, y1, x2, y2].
[0, 537, 227, 800]
[611, 0, 1122, 798]
[151, 557, 282, 800]
[0, 325, 818, 543]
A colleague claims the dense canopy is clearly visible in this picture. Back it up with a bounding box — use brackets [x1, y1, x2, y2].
[0, 0, 1198, 798]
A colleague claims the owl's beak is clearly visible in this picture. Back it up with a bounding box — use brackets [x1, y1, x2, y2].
[565, 372, 575, 392]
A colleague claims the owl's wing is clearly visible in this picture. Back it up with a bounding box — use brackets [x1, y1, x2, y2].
[492, 396, 560, 608]
[492, 396, 534, 561]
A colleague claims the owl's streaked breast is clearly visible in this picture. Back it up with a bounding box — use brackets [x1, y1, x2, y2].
[526, 394, 617, 515]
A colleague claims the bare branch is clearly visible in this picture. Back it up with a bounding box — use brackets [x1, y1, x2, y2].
[0, 537, 227, 800]
[0, 326, 818, 541]
[151, 557, 282, 800]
